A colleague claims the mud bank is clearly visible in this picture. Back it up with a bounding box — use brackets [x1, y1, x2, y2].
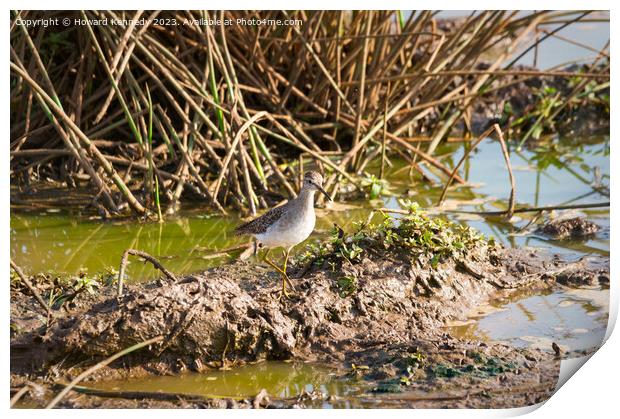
[11, 233, 609, 408]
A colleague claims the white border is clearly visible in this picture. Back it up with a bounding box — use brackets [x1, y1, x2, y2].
[3, 2, 617, 418]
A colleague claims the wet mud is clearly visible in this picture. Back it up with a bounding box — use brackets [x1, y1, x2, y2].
[10, 238, 609, 408]
[536, 216, 601, 240]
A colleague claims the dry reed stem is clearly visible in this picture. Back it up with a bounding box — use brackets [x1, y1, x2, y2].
[10, 260, 51, 317]
[436, 125, 496, 206]
[10, 62, 147, 214]
[46, 335, 165, 408]
[117, 249, 178, 297]
[493, 124, 516, 219]
[10, 11, 606, 216]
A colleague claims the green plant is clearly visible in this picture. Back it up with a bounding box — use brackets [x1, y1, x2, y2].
[361, 174, 388, 199]
[299, 204, 489, 273]
[47, 288, 71, 309]
[337, 275, 357, 297]
[146, 85, 163, 222]
[73, 275, 100, 295]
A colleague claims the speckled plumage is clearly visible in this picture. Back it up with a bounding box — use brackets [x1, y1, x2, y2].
[234, 204, 286, 235]
[234, 171, 329, 249]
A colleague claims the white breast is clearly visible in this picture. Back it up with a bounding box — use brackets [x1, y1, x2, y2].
[256, 206, 316, 249]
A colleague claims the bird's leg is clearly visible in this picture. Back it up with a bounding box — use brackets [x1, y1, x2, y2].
[263, 248, 292, 299]
[281, 247, 296, 291]
[263, 248, 285, 275]
[279, 273, 291, 300]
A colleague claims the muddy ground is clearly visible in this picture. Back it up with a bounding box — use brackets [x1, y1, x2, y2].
[10, 240, 609, 409]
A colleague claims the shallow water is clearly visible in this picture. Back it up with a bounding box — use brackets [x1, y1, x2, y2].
[447, 287, 609, 355]
[89, 362, 367, 408]
[9, 13, 610, 408]
[10, 135, 609, 278]
[437, 10, 610, 70]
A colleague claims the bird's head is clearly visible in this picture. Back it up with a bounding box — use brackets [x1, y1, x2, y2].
[303, 171, 331, 201]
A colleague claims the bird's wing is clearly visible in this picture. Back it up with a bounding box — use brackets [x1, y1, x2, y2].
[234, 204, 287, 235]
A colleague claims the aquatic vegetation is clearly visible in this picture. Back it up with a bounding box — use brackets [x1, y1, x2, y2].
[432, 354, 516, 380]
[371, 349, 518, 392]
[299, 202, 490, 269]
[371, 378, 406, 394]
[432, 364, 462, 378]
[502, 64, 611, 148]
[361, 174, 389, 199]
[73, 275, 101, 295]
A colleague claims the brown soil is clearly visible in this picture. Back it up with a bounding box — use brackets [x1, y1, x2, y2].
[10, 245, 609, 409]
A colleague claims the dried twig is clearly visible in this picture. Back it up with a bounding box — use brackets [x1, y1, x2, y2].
[493, 124, 516, 218]
[10, 260, 51, 317]
[117, 249, 178, 297]
[10, 385, 31, 408]
[381, 202, 610, 216]
[45, 335, 164, 408]
[446, 202, 610, 216]
[436, 125, 495, 206]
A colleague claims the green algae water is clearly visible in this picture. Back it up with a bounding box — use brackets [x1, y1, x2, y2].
[88, 362, 367, 408]
[11, 135, 609, 279]
[10, 210, 242, 280]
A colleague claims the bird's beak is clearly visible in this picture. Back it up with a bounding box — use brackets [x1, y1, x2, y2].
[316, 184, 332, 201]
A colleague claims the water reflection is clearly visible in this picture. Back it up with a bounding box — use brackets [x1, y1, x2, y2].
[447, 288, 609, 354]
[91, 361, 366, 407]
[10, 211, 241, 280]
[10, 135, 609, 278]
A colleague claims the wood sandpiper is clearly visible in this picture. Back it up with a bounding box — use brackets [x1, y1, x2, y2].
[234, 171, 331, 298]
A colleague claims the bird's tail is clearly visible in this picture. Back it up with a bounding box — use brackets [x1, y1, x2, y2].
[233, 222, 250, 236]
